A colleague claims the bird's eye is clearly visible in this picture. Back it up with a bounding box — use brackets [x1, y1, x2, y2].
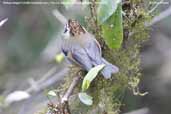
[64, 28, 67, 33]
[64, 24, 69, 33]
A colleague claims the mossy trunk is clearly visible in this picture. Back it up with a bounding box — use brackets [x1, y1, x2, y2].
[61, 0, 151, 114]
[40, 1, 151, 114]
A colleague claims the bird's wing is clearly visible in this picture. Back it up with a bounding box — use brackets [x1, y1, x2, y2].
[61, 43, 93, 70]
[83, 34, 102, 64]
[71, 47, 93, 71]
[93, 38, 102, 56]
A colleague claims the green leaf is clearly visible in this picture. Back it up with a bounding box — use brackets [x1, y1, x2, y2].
[82, 80, 90, 91]
[102, 4, 123, 49]
[63, 0, 77, 9]
[78, 92, 93, 106]
[55, 53, 65, 63]
[82, 64, 105, 91]
[47, 90, 57, 97]
[97, 0, 121, 23]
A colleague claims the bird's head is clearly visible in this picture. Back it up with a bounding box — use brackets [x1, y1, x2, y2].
[63, 19, 86, 39]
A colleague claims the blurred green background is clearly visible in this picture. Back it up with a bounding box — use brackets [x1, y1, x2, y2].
[0, 0, 171, 114]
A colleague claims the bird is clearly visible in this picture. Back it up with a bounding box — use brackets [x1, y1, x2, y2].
[61, 19, 119, 79]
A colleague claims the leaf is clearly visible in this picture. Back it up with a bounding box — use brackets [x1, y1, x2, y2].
[82, 80, 90, 91]
[55, 53, 65, 63]
[63, 0, 77, 9]
[102, 4, 123, 49]
[5, 91, 30, 105]
[97, 0, 121, 23]
[82, 64, 105, 91]
[48, 90, 57, 97]
[0, 18, 8, 27]
[78, 92, 93, 106]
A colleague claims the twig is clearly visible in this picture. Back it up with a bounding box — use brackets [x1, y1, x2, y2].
[123, 107, 149, 114]
[89, 0, 100, 35]
[27, 66, 58, 92]
[148, 0, 164, 14]
[128, 7, 171, 37]
[26, 67, 69, 93]
[61, 76, 81, 103]
[146, 7, 171, 26]
[46, 76, 81, 114]
[52, 9, 68, 25]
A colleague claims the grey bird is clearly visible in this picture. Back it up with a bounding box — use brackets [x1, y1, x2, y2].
[61, 19, 119, 79]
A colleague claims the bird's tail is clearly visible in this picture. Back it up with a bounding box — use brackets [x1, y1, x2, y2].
[101, 58, 119, 79]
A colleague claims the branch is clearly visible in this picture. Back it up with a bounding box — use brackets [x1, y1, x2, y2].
[148, 0, 164, 14]
[128, 7, 171, 38]
[61, 76, 81, 103]
[52, 9, 67, 25]
[47, 76, 81, 114]
[123, 107, 150, 114]
[26, 67, 69, 93]
[146, 7, 171, 27]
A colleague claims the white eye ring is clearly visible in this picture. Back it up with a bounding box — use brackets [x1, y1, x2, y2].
[64, 24, 67, 33]
[64, 28, 67, 33]
[64, 24, 70, 33]
[63, 24, 70, 39]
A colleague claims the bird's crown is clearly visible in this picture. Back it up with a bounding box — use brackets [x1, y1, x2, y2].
[64, 19, 86, 37]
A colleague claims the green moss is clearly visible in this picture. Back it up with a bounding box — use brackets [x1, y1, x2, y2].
[71, 0, 151, 113]
[38, 0, 151, 114]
